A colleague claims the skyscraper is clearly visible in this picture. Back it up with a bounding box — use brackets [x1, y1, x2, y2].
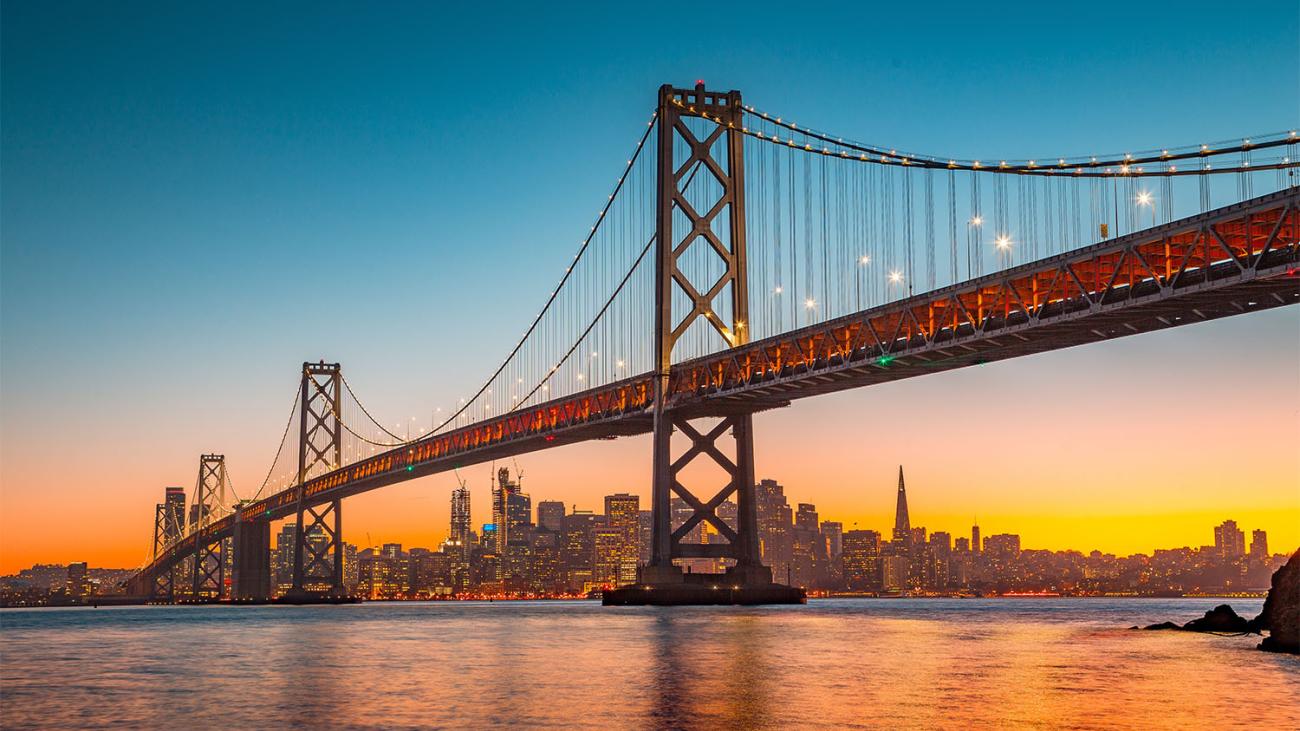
[163, 487, 186, 542]
[1214, 520, 1246, 558]
[971, 522, 981, 555]
[492, 467, 530, 555]
[1250, 529, 1268, 560]
[450, 485, 472, 545]
[605, 493, 640, 585]
[536, 500, 566, 534]
[821, 521, 843, 563]
[755, 479, 793, 574]
[841, 529, 882, 591]
[892, 466, 911, 547]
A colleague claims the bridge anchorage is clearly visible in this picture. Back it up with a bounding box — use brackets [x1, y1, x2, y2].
[605, 83, 803, 605]
[125, 80, 1299, 607]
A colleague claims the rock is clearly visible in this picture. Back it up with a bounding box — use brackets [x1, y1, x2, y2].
[1255, 548, 1300, 654]
[1182, 604, 1252, 633]
[1142, 621, 1182, 631]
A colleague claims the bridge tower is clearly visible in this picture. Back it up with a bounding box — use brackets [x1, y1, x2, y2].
[608, 83, 801, 604]
[289, 361, 346, 598]
[190, 454, 227, 600]
[151, 502, 175, 600]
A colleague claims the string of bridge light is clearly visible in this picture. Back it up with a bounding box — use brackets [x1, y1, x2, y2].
[664, 97, 1298, 177]
[740, 103, 1297, 176]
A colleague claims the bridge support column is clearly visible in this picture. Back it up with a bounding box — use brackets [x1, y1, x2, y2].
[606, 82, 801, 605]
[286, 361, 349, 601]
[150, 502, 176, 602]
[189, 454, 227, 601]
[231, 515, 272, 601]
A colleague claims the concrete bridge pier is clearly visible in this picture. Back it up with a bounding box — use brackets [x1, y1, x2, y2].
[231, 516, 272, 601]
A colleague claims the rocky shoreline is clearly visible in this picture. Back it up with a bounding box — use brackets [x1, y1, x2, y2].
[1141, 548, 1298, 654]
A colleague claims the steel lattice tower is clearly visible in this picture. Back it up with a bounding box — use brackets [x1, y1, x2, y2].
[290, 361, 346, 597]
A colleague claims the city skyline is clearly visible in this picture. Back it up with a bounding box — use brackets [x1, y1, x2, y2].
[5, 467, 1286, 604]
[2, 2, 1297, 576]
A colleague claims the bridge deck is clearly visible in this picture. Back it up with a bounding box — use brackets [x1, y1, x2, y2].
[140, 190, 1299, 579]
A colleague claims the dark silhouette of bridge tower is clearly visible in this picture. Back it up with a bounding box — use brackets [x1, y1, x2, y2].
[609, 83, 802, 604]
[190, 453, 227, 599]
[289, 361, 346, 598]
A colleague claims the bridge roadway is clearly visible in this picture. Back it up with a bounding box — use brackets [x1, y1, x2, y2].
[144, 189, 1299, 577]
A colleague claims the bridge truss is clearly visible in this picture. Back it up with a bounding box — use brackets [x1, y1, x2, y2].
[127, 83, 1300, 601]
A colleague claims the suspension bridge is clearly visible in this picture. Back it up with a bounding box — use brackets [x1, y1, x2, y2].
[126, 82, 1300, 604]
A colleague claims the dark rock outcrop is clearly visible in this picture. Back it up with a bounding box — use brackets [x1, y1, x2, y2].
[1254, 548, 1300, 654]
[1141, 621, 1182, 631]
[1142, 605, 1253, 633]
[1183, 604, 1253, 633]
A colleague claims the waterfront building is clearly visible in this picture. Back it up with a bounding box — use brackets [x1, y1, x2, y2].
[841, 529, 881, 591]
[66, 562, 91, 597]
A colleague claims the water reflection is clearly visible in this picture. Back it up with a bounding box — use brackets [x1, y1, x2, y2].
[1, 599, 1297, 729]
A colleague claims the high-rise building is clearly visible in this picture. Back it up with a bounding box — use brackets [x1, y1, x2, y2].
[1250, 530, 1268, 560]
[893, 466, 911, 547]
[357, 548, 408, 599]
[605, 493, 640, 585]
[971, 522, 981, 555]
[755, 479, 793, 575]
[1214, 520, 1246, 558]
[791, 504, 827, 589]
[342, 542, 358, 593]
[450, 485, 472, 545]
[841, 529, 882, 591]
[66, 562, 91, 597]
[882, 554, 909, 592]
[537, 500, 566, 534]
[929, 531, 952, 589]
[592, 526, 625, 588]
[273, 522, 298, 595]
[983, 533, 1021, 560]
[491, 467, 531, 557]
[163, 487, 186, 542]
[638, 510, 653, 566]
[562, 510, 600, 591]
[795, 504, 820, 532]
[821, 521, 843, 563]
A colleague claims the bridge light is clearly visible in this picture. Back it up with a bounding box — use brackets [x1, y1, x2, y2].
[804, 298, 816, 309]
[877, 354, 895, 366]
[969, 215, 983, 227]
[889, 270, 903, 283]
[773, 285, 783, 294]
[995, 235, 1012, 250]
[616, 359, 625, 368]
[1136, 191, 1153, 206]
[859, 255, 870, 265]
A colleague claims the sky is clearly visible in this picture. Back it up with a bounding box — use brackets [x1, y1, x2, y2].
[2, 1, 1297, 573]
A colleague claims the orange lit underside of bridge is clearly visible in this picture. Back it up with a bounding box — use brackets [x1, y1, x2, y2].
[147, 190, 1299, 572]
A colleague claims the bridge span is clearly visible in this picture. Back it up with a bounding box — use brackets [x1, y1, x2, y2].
[128, 83, 1299, 604]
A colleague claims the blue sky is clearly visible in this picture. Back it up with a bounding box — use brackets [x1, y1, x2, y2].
[2, 1, 1297, 568]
